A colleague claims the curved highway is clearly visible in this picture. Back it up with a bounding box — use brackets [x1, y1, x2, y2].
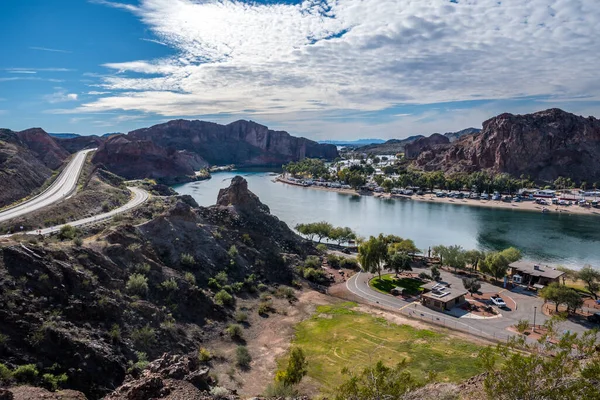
[26, 187, 150, 235]
[0, 149, 96, 223]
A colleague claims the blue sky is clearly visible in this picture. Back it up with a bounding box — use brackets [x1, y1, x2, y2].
[1, 0, 600, 140]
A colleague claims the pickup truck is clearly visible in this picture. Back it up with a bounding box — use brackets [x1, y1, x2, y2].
[490, 295, 507, 308]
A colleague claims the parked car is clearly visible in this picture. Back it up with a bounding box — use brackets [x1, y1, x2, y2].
[490, 295, 507, 308]
[588, 312, 600, 323]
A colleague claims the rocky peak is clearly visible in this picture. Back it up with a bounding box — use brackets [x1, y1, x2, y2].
[404, 133, 450, 159]
[15, 128, 69, 169]
[216, 176, 269, 213]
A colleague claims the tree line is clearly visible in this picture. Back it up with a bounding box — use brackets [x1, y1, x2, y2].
[295, 221, 357, 245]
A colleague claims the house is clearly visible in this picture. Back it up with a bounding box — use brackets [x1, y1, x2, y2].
[508, 261, 565, 288]
[420, 282, 467, 312]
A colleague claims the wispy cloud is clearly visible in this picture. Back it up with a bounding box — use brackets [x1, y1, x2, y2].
[74, 0, 600, 130]
[0, 77, 64, 83]
[8, 70, 37, 74]
[29, 46, 72, 54]
[45, 89, 79, 104]
[4, 68, 74, 72]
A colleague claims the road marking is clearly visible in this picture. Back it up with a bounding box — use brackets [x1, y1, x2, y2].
[399, 301, 418, 311]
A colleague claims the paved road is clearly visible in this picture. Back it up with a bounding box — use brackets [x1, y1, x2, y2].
[346, 267, 591, 341]
[25, 186, 149, 236]
[0, 149, 96, 224]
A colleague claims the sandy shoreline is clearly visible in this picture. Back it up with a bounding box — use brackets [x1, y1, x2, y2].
[274, 179, 600, 217]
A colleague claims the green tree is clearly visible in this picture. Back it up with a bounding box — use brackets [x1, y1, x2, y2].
[443, 245, 467, 273]
[480, 327, 600, 400]
[334, 361, 421, 400]
[387, 252, 412, 276]
[382, 179, 394, 193]
[578, 265, 600, 299]
[540, 283, 582, 312]
[276, 347, 308, 387]
[499, 247, 522, 263]
[481, 252, 510, 283]
[430, 265, 441, 281]
[358, 235, 389, 279]
[462, 277, 481, 296]
[464, 249, 485, 271]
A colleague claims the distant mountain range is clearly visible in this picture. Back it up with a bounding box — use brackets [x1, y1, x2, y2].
[49, 132, 122, 139]
[318, 138, 386, 146]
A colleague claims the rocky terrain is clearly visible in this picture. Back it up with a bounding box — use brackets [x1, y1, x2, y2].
[443, 127, 481, 142]
[0, 177, 312, 399]
[413, 108, 600, 182]
[0, 129, 58, 208]
[56, 135, 105, 154]
[92, 135, 208, 184]
[14, 128, 69, 170]
[404, 133, 450, 160]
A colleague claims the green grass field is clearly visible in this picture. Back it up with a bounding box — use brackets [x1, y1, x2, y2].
[292, 302, 486, 394]
[369, 274, 424, 295]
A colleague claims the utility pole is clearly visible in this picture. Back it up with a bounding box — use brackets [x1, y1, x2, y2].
[533, 306, 537, 333]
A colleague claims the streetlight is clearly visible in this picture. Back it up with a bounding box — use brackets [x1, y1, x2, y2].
[533, 306, 537, 333]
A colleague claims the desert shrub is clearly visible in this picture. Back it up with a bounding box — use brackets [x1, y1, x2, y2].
[305, 255, 321, 269]
[101, 201, 110, 212]
[58, 225, 78, 241]
[180, 253, 195, 266]
[184, 272, 196, 286]
[303, 268, 328, 284]
[126, 274, 149, 297]
[198, 347, 212, 362]
[257, 283, 269, 292]
[131, 325, 156, 349]
[215, 271, 228, 286]
[515, 319, 530, 334]
[241, 233, 253, 245]
[316, 243, 328, 253]
[235, 311, 248, 323]
[327, 254, 341, 268]
[226, 324, 244, 339]
[339, 258, 359, 270]
[214, 290, 234, 307]
[231, 282, 244, 293]
[42, 373, 68, 391]
[236, 346, 252, 369]
[208, 278, 222, 291]
[210, 386, 229, 397]
[127, 352, 149, 374]
[0, 363, 11, 383]
[73, 237, 83, 247]
[258, 301, 275, 315]
[109, 324, 121, 343]
[12, 364, 38, 384]
[160, 278, 179, 292]
[132, 263, 151, 274]
[228, 245, 239, 259]
[275, 286, 296, 301]
[222, 285, 233, 293]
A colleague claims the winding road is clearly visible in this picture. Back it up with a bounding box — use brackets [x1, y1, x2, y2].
[0, 149, 96, 224]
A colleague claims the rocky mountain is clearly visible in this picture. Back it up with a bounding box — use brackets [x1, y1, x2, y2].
[56, 135, 105, 154]
[355, 135, 425, 155]
[0, 177, 312, 399]
[412, 108, 600, 182]
[443, 128, 481, 142]
[14, 128, 69, 170]
[49, 133, 80, 139]
[319, 138, 385, 146]
[0, 129, 58, 208]
[92, 135, 208, 183]
[405, 133, 450, 160]
[128, 119, 338, 167]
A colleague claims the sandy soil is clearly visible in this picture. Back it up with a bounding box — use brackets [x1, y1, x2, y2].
[276, 180, 600, 216]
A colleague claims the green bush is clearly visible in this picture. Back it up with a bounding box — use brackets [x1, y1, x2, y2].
[222, 284, 233, 293]
[264, 381, 298, 397]
[12, 364, 38, 384]
[327, 254, 341, 268]
[208, 278, 221, 291]
[180, 253, 195, 266]
[127, 352, 149, 374]
[257, 283, 269, 292]
[73, 237, 83, 247]
[304, 255, 321, 269]
[339, 258, 359, 270]
[132, 263, 151, 274]
[316, 243, 328, 253]
[303, 268, 328, 284]
[161, 278, 179, 292]
[184, 272, 196, 286]
[236, 346, 252, 369]
[198, 347, 212, 362]
[215, 271, 228, 286]
[42, 373, 68, 391]
[258, 301, 274, 315]
[0, 363, 11, 383]
[235, 311, 248, 323]
[109, 324, 121, 343]
[58, 225, 78, 241]
[241, 233, 253, 245]
[126, 273, 149, 297]
[232, 282, 244, 292]
[274, 286, 296, 301]
[214, 290, 234, 307]
[131, 325, 156, 349]
[228, 245, 239, 259]
[226, 324, 244, 339]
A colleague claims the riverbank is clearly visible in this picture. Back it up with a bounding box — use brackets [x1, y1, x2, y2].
[275, 178, 600, 217]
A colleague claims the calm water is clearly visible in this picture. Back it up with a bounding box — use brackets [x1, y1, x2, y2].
[173, 171, 600, 269]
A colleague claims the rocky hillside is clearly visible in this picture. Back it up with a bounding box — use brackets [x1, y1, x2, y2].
[413, 109, 600, 182]
[128, 119, 339, 167]
[0, 130, 55, 208]
[443, 127, 481, 142]
[404, 133, 449, 160]
[56, 135, 105, 154]
[92, 135, 208, 184]
[15, 128, 69, 170]
[355, 135, 424, 155]
[0, 177, 311, 399]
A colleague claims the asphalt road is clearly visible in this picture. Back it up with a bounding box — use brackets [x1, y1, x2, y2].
[25, 186, 150, 236]
[0, 148, 96, 224]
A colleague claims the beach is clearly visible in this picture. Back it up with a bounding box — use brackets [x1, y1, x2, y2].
[275, 178, 600, 217]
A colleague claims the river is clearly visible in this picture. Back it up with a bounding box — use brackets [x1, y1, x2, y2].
[173, 171, 600, 269]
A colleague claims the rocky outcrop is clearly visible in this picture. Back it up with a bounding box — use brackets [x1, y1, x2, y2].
[412, 108, 600, 182]
[56, 135, 105, 154]
[128, 119, 339, 167]
[443, 128, 481, 142]
[15, 128, 69, 169]
[91, 135, 208, 183]
[0, 129, 54, 208]
[216, 176, 269, 213]
[355, 135, 424, 155]
[404, 133, 450, 160]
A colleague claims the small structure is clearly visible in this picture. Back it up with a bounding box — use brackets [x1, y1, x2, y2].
[508, 261, 565, 287]
[420, 282, 467, 312]
[391, 287, 405, 296]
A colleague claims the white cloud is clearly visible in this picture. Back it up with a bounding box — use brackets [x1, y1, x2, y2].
[77, 0, 600, 126]
[45, 90, 79, 104]
[29, 46, 72, 54]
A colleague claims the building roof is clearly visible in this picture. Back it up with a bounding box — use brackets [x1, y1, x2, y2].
[421, 282, 467, 303]
[509, 261, 565, 279]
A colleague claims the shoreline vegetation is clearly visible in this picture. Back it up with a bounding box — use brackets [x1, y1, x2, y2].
[275, 175, 600, 217]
